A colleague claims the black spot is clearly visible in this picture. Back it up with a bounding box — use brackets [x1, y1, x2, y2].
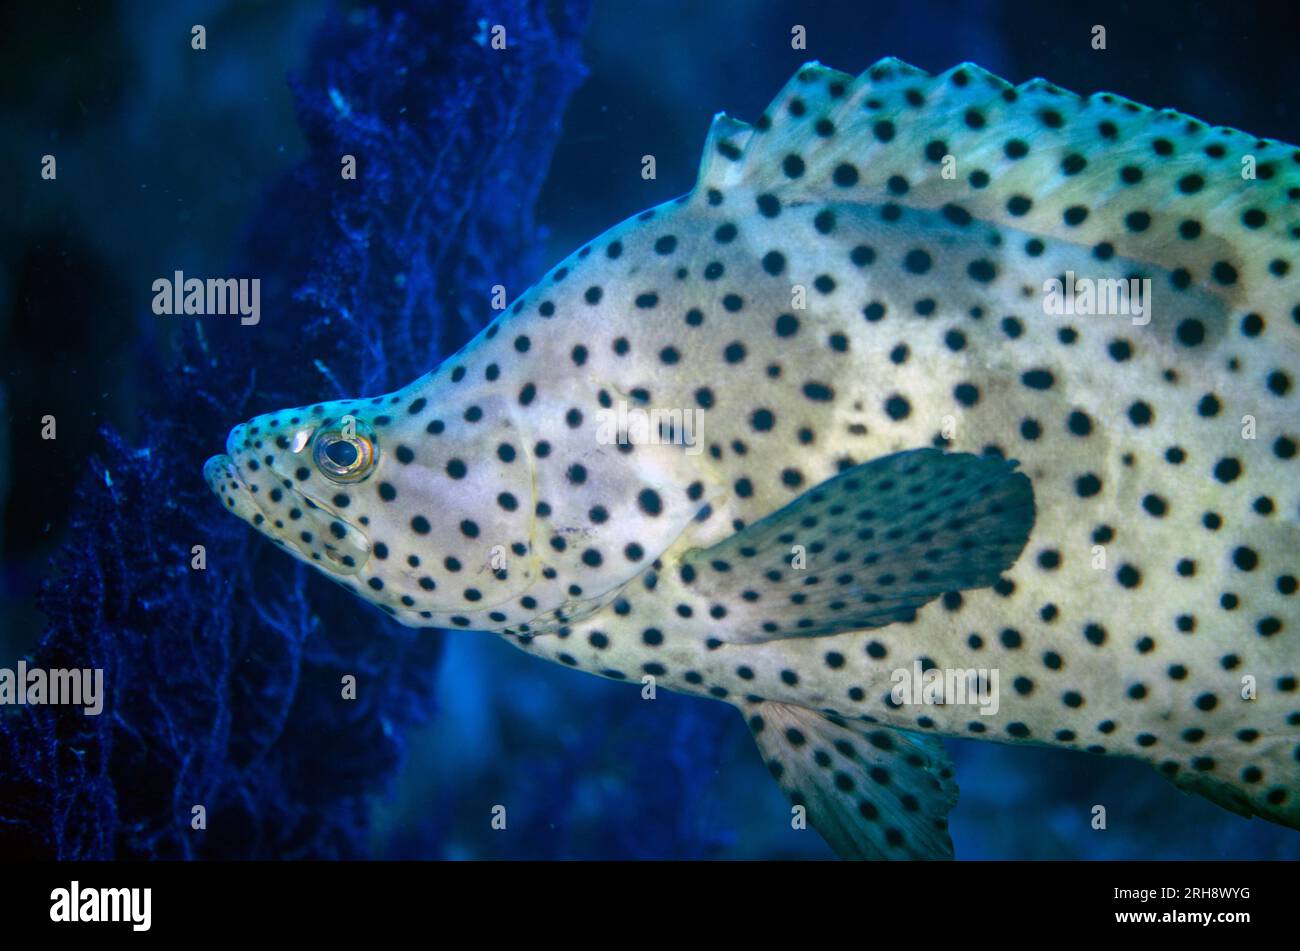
[775, 314, 800, 337]
[803, 382, 834, 402]
[1006, 195, 1032, 216]
[1075, 474, 1102, 497]
[833, 163, 859, 187]
[1213, 458, 1241, 483]
[1180, 319, 1206, 348]
[942, 203, 972, 227]
[1125, 210, 1151, 232]
[638, 489, 663, 516]
[1021, 369, 1054, 390]
[847, 245, 878, 267]
[1066, 410, 1092, 436]
[903, 249, 932, 274]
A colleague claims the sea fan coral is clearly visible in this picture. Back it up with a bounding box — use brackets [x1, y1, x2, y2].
[0, 0, 590, 860]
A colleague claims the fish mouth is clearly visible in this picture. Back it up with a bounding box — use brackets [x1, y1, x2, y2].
[204, 448, 371, 576]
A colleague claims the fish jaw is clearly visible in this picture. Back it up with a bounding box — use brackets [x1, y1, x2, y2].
[204, 428, 372, 577]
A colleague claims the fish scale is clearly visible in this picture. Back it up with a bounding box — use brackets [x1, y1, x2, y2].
[207, 58, 1299, 859]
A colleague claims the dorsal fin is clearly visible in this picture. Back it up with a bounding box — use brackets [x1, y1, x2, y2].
[695, 113, 757, 192]
[693, 57, 1299, 333]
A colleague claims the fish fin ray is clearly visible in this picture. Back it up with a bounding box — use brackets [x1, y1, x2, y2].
[746, 701, 959, 860]
[695, 113, 756, 192]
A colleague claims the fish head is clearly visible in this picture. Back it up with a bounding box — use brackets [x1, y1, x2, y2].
[204, 384, 539, 628]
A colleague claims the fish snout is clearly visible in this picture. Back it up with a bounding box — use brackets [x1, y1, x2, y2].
[204, 453, 236, 502]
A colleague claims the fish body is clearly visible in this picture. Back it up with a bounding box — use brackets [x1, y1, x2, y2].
[207, 59, 1299, 858]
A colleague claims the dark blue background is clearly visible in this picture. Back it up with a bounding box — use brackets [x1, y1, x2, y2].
[1, 0, 1297, 859]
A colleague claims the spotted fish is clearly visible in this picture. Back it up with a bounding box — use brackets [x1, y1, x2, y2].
[206, 59, 1299, 859]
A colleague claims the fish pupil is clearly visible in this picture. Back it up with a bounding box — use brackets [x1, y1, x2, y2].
[325, 440, 359, 467]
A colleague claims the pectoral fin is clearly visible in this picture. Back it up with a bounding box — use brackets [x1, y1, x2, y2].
[682, 449, 1034, 644]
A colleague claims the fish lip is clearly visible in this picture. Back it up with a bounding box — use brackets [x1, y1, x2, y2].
[207, 439, 372, 575]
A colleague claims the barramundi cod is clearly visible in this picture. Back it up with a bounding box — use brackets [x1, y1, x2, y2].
[206, 59, 1299, 859]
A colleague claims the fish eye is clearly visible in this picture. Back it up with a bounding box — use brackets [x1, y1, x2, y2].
[313, 425, 376, 483]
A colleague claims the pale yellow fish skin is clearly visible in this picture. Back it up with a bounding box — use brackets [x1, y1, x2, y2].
[502, 189, 1298, 830]
[208, 59, 1300, 852]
